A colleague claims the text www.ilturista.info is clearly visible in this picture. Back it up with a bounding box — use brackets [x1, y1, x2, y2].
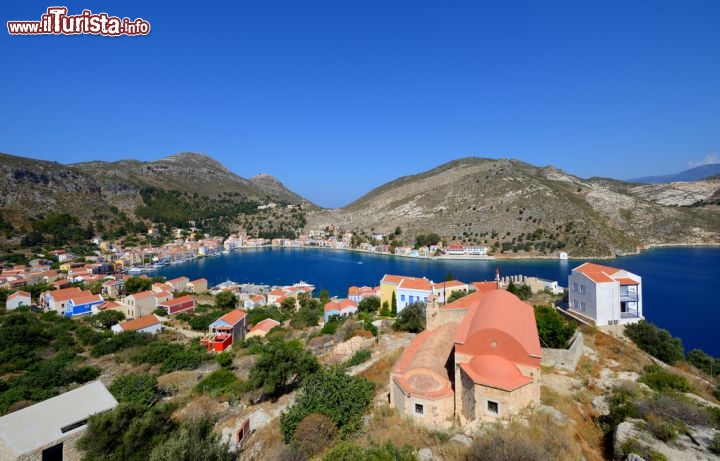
[7, 7, 150, 36]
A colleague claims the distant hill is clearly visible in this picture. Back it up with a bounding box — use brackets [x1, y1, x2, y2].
[0, 152, 314, 241]
[306, 157, 720, 257]
[627, 163, 720, 184]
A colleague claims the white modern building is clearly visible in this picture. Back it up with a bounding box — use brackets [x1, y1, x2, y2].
[568, 262, 642, 326]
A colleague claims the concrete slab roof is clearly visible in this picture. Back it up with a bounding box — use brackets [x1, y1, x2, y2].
[0, 381, 118, 457]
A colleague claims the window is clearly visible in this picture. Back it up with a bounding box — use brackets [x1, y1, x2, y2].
[573, 282, 577, 292]
[487, 400, 499, 415]
[42, 443, 63, 461]
[580, 301, 586, 311]
[400, 294, 405, 302]
[409, 296, 414, 303]
[415, 403, 424, 415]
[580, 284, 586, 294]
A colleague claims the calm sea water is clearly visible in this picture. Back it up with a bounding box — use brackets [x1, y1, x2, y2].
[147, 246, 720, 356]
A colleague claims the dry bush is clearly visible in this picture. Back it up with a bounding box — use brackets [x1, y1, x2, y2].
[635, 393, 712, 427]
[359, 347, 404, 390]
[465, 414, 578, 461]
[593, 330, 650, 373]
[292, 413, 338, 458]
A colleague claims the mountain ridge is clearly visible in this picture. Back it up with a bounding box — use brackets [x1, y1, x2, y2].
[627, 163, 720, 184]
[2, 151, 720, 257]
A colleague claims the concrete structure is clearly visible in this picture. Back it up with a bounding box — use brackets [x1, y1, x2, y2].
[0, 381, 118, 461]
[5, 291, 31, 310]
[323, 299, 358, 323]
[568, 262, 643, 326]
[187, 278, 208, 293]
[396, 277, 433, 312]
[201, 309, 247, 352]
[122, 290, 157, 318]
[541, 331, 584, 372]
[164, 276, 189, 293]
[111, 314, 163, 334]
[390, 290, 541, 430]
[246, 318, 280, 339]
[158, 295, 196, 316]
[64, 293, 103, 317]
[432, 280, 469, 304]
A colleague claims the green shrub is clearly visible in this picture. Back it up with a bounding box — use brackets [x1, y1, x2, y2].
[393, 302, 425, 333]
[215, 352, 233, 369]
[280, 365, 375, 443]
[195, 369, 245, 400]
[625, 321, 684, 364]
[345, 349, 372, 368]
[534, 305, 576, 348]
[639, 365, 691, 393]
[619, 438, 669, 461]
[322, 440, 417, 461]
[109, 373, 159, 405]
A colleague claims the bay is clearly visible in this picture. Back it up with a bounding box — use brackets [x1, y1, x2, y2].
[147, 246, 720, 356]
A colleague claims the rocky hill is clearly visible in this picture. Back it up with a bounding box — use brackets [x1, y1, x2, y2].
[0, 152, 313, 234]
[305, 157, 720, 257]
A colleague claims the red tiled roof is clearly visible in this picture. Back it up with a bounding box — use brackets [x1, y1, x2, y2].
[435, 280, 466, 290]
[48, 287, 83, 302]
[392, 322, 458, 399]
[249, 318, 280, 333]
[8, 291, 30, 300]
[616, 277, 639, 285]
[574, 262, 622, 283]
[217, 309, 246, 325]
[454, 290, 542, 364]
[398, 277, 433, 291]
[381, 274, 405, 284]
[472, 281, 499, 293]
[70, 294, 103, 305]
[160, 295, 195, 307]
[131, 290, 155, 300]
[117, 314, 162, 332]
[460, 355, 533, 391]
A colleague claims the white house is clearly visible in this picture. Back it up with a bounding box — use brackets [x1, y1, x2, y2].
[396, 277, 433, 313]
[568, 262, 642, 326]
[5, 291, 31, 310]
[111, 314, 163, 334]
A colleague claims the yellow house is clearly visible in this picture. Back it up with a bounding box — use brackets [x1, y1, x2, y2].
[379, 274, 405, 308]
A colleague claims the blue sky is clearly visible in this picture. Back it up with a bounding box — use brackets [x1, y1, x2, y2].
[2, 1, 719, 208]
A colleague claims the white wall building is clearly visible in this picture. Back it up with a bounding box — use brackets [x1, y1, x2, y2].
[568, 262, 642, 326]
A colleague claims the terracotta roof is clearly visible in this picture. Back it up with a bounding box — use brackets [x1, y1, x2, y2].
[189, 278, 207, 284]
[117, 314, 162, 332]
[574, 262, 622, 283]
[70, 294, 103, 305]
[160, 295, 195, 307]
[348, 286, 360, 296]
[471, 281, 499, 293]
[98, 301, 123, 310]
[48, 287, 84, 302]
[435, 280, 466, 290]
[131, 290, 155, 300]
[454, 290, 542, 365]
[443, 290, 486, 310]
[216, 309, 246, 325]
[616, 277, 639, 285]
[338, 299, 357, 309]
[398, 277, 433, 292]
[324, 301, 340, 313]
[249, 318, 280, 333]
[381, 274, 405, 284]
[166, 276, 189, 284]
[392, 322, 458, 399]
[460, 355, 533, 391]
[8, 291, 30, 300]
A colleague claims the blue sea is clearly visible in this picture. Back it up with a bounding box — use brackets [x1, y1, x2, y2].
[147, 246, 720, 356]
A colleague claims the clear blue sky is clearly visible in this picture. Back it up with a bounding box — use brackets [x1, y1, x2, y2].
[2, 1, 719, 208]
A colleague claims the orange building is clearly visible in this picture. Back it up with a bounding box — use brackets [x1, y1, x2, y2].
[390, 290, 541, 429]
